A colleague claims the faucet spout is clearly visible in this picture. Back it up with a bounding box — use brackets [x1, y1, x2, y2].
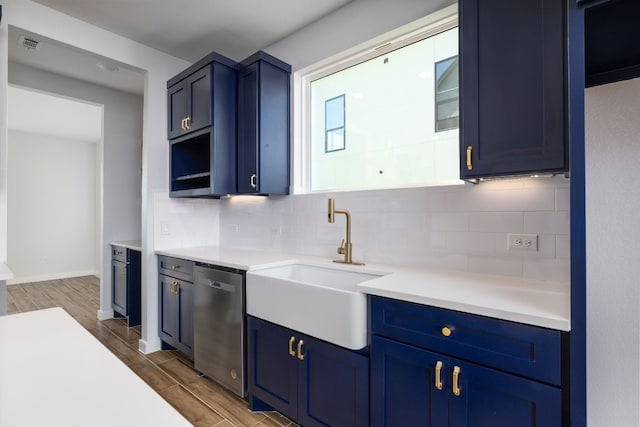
[327, 198, 364, 266]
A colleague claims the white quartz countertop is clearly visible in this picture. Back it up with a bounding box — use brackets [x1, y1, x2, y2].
[156, 246, 570, 331]
[0, 308, 191, 427]
[110, 240, 142, 251]
[0, 263, 13, 280]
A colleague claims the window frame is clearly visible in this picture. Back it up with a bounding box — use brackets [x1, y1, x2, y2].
[292, 5, 459, 194]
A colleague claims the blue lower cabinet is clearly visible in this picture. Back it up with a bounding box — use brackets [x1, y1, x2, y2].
[248, 316, 369, 427]
[371, 335, 561, 426]
[111, 246, 141, 327]
[158, 273, 194, 359]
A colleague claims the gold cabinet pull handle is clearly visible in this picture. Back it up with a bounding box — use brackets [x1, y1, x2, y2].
[170, 280, 179, 295]
[185, 116, 191, 130]
[453, 366, 461, 396]
[297, 340, 305, 361]
[466, 146, 473, 170]
[171, 264, 180, 270]
[288, 337, 296, 357]
[435, 361, 443, 390]
[441, 327, 452, 337]
[250, 173, 257, 189]
[181, 118, 186, 131]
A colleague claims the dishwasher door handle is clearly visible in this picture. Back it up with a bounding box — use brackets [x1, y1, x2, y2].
[205, 280, 236, 293]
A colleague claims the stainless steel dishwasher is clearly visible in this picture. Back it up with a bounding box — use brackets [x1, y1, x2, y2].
[193, 263, 246, 397]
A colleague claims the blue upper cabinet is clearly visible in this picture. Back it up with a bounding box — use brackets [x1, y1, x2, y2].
[168, 65, 212, 140]
[459, 0, 568, 181]
[167, 52, 238, 197]
[584, 0, 640, 87]
[237, 52, 291, 195]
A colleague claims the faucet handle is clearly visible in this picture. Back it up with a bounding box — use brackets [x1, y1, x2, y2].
[337, 239, 346, 255]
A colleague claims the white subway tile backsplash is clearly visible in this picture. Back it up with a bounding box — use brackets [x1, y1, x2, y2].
[218, 177, 569, 283]
[524, 211, 570, 235]
[556, 235, 570, 259]
[523, 258, 570, 283]
[469, 255, 524, 277]
[556, 188, 570, 211]
[470, 212, 524, 233]
[535, 234, 558, 258]
[429, 212, 470, 232]
[445, 231, 496, 254]
[447, 187, 556, 212]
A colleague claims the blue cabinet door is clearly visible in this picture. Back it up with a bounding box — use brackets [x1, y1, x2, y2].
[460, 0, 567, 180]
[299, 335, 369, 427]
[237, 62, 258, 194]
[186, 66, 212, 135]
[167, 82, 188, 139]
[167, 65, 212, 140]
[371, 335, 448, 427]
[176, 280, 194, 359]
[449, 357, 562, 426]
[237, 52, 291, 195]
[247, 316, 298, 419]
[111, 259, 127, 316]
[124, 249, 141, 327]
[158, 274, 178, 344]
[372, 335, 562, 427]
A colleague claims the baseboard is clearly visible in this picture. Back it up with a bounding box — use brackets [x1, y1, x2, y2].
[97, 308, 114, 321]
[7, 270, 99, 285]
[139, 336, 162, 355]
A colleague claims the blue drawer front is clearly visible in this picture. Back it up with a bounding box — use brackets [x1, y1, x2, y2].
[370, 296, 563, 386]
[158, 255, 194, 282]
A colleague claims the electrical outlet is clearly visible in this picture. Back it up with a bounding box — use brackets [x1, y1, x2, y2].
[270, 225, 282, 236]
[508, 233, 538, 251]
[160, 222, 171, 236]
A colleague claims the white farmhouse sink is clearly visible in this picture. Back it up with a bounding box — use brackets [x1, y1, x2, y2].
[246, 263, 386, 350]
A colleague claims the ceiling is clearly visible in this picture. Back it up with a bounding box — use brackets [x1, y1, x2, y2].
[30, 0, 353, 62]
[8, 27, 146, 95]
[8, 0, 353, 96]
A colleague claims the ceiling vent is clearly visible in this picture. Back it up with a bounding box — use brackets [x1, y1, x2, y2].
[18, 35, 42, 51]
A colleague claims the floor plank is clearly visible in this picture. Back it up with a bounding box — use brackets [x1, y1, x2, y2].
[6, 276, 300, 427]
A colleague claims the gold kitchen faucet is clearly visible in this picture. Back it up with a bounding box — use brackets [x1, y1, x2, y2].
[327, 198, 364, 266]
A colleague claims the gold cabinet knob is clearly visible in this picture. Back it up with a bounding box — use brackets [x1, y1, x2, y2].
[441, 327, 452, 337]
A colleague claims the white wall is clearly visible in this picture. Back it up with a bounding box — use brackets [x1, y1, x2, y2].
[585, 78, 640, 426]
[265, 0, 456, 70]
[9, 62, 143, 316]
[0, 0, 209, 353]
[8, 130, 98, 283]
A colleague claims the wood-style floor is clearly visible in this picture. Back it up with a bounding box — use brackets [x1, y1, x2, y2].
[7, 276, 297, 427]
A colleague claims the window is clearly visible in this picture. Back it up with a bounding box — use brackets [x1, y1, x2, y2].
[435, 56, 459, 132]
[325, 95, 345, 152]
[305, 21, 461, 193]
